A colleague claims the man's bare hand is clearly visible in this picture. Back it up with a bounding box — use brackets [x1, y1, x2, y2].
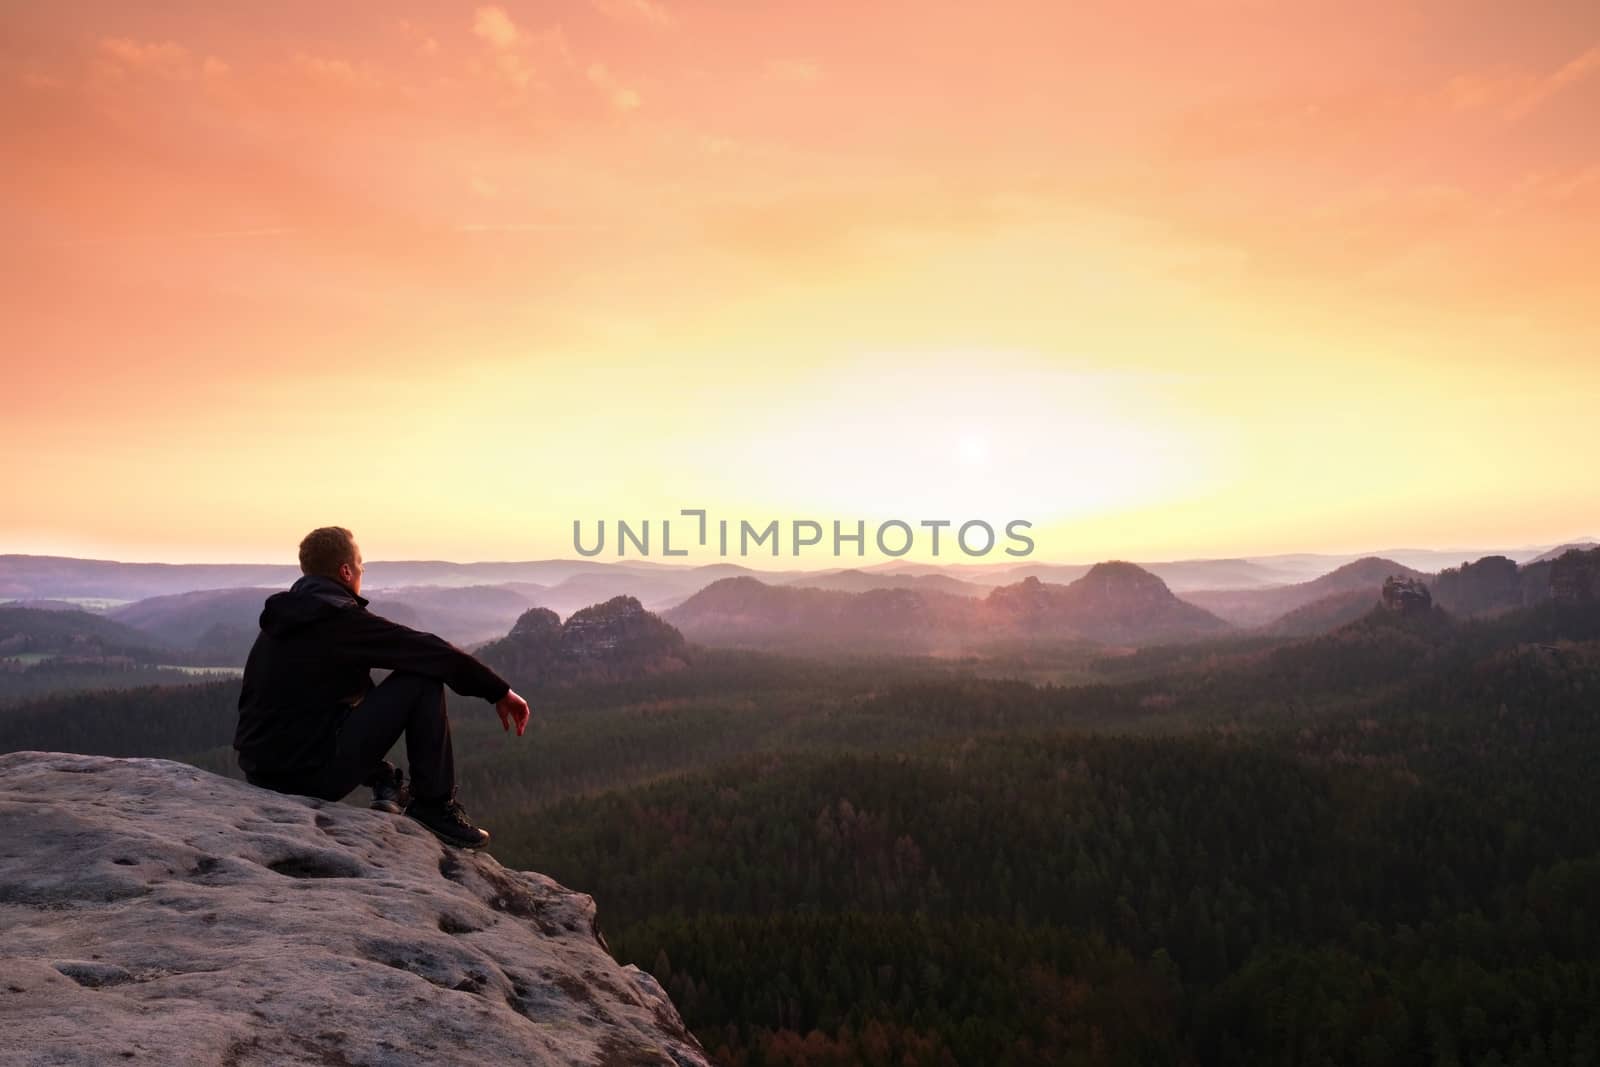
[495, 690, 531, 736]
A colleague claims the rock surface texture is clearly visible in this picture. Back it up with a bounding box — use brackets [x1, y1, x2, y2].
[0, 751, 711, 1067]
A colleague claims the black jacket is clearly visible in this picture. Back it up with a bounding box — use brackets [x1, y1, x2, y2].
[233, 574, 511, 775]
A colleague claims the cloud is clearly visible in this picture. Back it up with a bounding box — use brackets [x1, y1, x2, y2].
[12, 66, 67, 91]
[291, 53, 384, 91]
[51, 227, 296, 251]
[96, 37, 216, 82]
[1512, 164, 1600, 206]
[99, 38, 189, 70]
[469, 10, 575, 92]
[492, 50, 534, 89]
[397, 19, 440, 57]
[1440, 43, 1600, 121]
[455, 221, 614, 233]
[1163, 42, 1600, 164]
[589, 0, 674, 28]
[704, 180, 1024, 268]
[1162, 86, 1410, 161]
[766, 59, 822, 86]
[92, 37, 229, 84]
[586, 63, 640, 112]
[473, 7, 521, 50]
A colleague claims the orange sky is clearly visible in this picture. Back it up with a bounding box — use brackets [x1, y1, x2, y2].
[2, 1, 1597, 566]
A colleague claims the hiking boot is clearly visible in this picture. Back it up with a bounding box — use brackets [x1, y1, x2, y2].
[405, 788, 490, 850]
[369, 764, 411, 814]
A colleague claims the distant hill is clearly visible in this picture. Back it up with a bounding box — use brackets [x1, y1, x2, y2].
[108, 588, 278, 649]
[775, 568, 987, 598]
[665, 563, 1229, 654]
[1528, 540, 1599, 564]
[988, 558, 1295, 592]
[0, 554, 748, 604]
[1529, 547, 1600, 604]
[477, 596, 691, 686]
[981, 564, 1231, 644]
[0, 605, 173, 663]
[1430, 547, 1600, 616]
[1146, 559, 1300, 592]
[1208, 550, 1600, 638]
[663, 577, 1003, 656]
[1260, 588, 1380, 637]
[104, 583, 554, 664]
[8, 545, 1589, 608]
[1430, 555, 1524, 615]
[365, 585, 538, 646]
[971, 563, 1094, 587]
[0, 556, 299, 601]
[661, 578, 877, 653]
[534, 570, 723, 616]
[1185, 557, 1425, 628]
[0, 599, 90, 612]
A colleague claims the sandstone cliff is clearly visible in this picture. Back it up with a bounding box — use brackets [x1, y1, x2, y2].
[0, 751, 710, 1067]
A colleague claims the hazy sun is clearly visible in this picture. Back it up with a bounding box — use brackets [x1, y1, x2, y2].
[956, 432, 990, 469]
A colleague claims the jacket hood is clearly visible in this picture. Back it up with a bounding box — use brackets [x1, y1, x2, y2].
[259, 574, 370, 636]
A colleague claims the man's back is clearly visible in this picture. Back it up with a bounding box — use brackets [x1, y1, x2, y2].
[234, 574, 509, 778]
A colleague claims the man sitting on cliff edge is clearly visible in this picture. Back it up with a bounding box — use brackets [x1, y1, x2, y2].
[233, 526, 531, 849]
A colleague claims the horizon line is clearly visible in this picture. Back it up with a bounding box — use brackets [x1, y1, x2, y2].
[3, 537, 1596, 572]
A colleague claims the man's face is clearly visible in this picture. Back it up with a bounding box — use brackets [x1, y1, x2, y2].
[339, 545, 365, 595]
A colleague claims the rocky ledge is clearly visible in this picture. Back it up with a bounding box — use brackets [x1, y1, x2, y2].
[0, 751, 710, 1067]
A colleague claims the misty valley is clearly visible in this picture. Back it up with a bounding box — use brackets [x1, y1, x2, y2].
[3, 546, 1599, 1066]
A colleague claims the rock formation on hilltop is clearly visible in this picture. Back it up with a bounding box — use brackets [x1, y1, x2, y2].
[1381, 575, 1433, 615]
[1430, 548, 1600, 614]
[0, 751, 710, 1067]
[477, 595, 691, 687]
[1431, 555, 1522, 615]
[510, 604, 566, 641]
[1549, 547, 1600, 603]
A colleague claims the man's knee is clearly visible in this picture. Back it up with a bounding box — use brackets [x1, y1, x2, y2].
[387, 670, 444, 698]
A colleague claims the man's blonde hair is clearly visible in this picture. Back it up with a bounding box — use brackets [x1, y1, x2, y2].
[298, 526, 357, 578]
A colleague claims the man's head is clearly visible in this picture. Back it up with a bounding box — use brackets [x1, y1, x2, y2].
[298, 526, 364, 596]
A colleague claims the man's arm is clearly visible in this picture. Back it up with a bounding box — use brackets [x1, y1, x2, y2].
[327, 608, 511, 702]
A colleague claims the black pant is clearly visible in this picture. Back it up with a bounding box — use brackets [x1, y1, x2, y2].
[245, 670, 456, 803]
